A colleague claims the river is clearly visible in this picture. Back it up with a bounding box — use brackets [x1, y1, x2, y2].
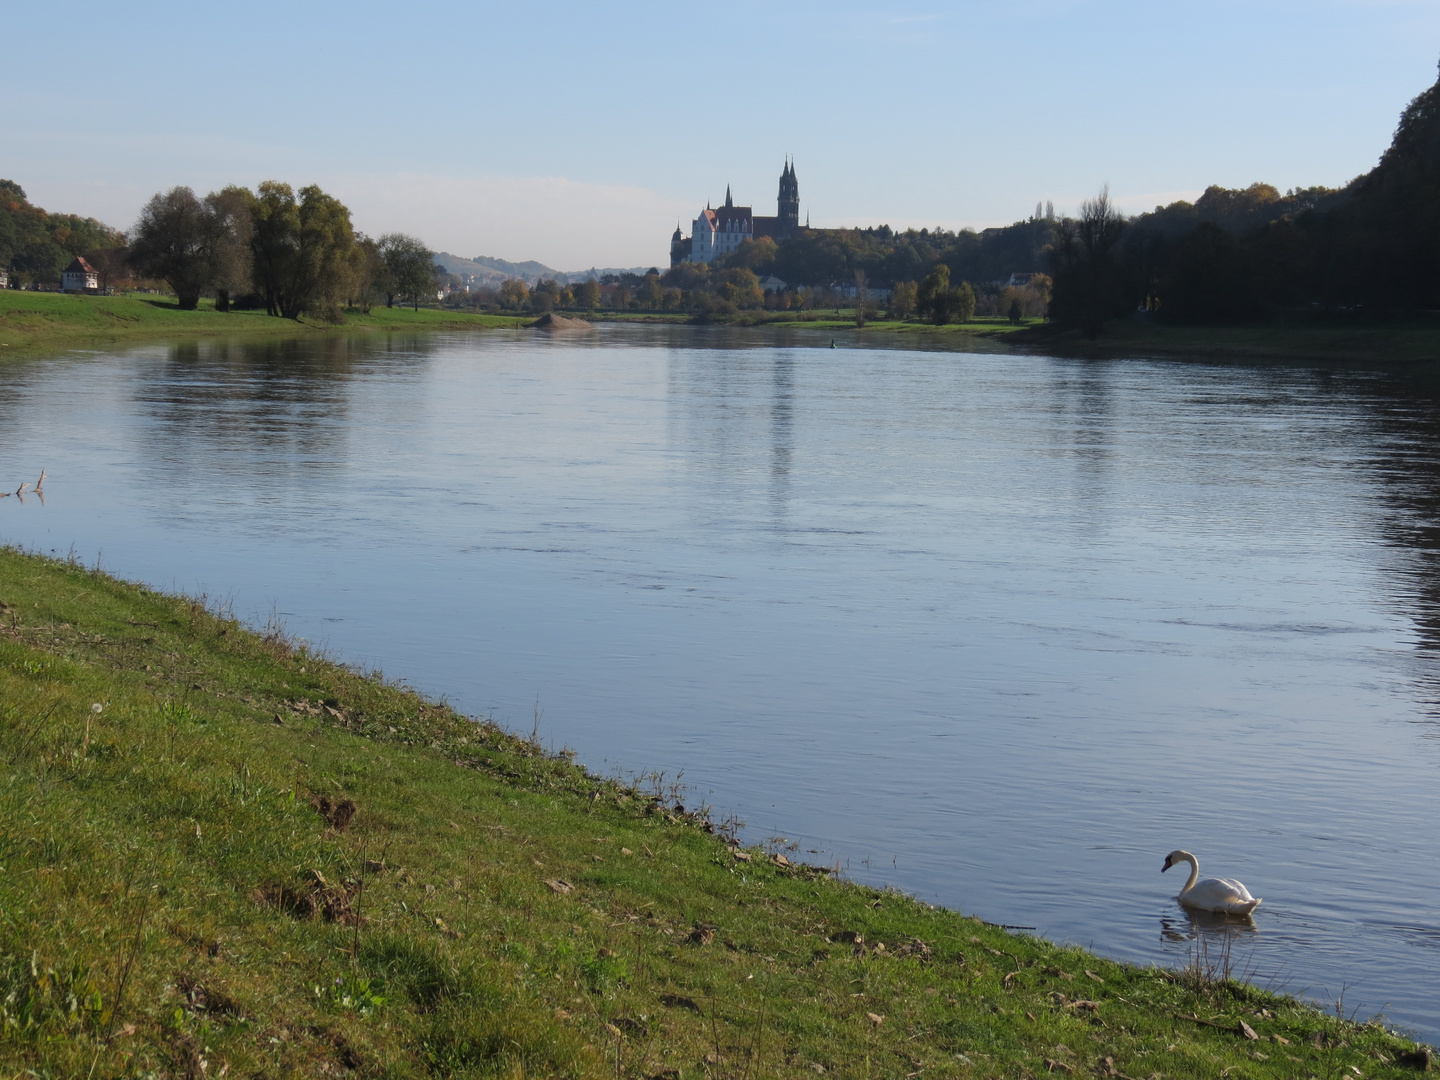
[3, 326, 1439, 1038]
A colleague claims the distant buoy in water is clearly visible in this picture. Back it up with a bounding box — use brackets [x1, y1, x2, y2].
[829, 340, 837, 349]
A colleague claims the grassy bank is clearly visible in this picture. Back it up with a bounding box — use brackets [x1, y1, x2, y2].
[1002, 317, 1440, 365]
[0, 292, 525, 353]
[12, 292, 1438, 366]
[0, 545, 1432, 1078]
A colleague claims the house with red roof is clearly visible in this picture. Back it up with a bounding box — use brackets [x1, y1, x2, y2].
[61, 256, 99, 293]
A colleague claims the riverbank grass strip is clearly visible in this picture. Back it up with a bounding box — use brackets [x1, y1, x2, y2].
[0, 544, 1431, 1077]
[0, 291, 527, 353]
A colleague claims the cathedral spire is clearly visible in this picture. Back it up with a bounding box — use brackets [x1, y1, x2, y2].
[725, 185, 733, 208]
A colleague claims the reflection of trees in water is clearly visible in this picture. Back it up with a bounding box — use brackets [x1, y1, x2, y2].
[136, 335, 436, 488]
[1342, 367, 1440, 695]
[769, 352, 794, 521]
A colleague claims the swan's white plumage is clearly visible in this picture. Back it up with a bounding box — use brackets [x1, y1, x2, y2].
[1162, 849, 1261, 916]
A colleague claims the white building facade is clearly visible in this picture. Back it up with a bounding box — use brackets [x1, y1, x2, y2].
[61, 257, 98, 292]
[671, 161, 802, 267]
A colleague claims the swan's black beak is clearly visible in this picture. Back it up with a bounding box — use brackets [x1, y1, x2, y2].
[1161, 858, 1172, 872]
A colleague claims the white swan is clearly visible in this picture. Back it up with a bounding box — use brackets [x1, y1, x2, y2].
[1162, 850, 1261, 916]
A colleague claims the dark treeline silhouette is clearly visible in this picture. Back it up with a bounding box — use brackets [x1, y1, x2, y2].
[1048, 63, 1440, 335]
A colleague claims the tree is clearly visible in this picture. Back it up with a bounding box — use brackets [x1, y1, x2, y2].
[638, 272, 664, 309]
[248, 182, 360, 319]
[953, 280, 976, 322]
[887, 280, 918, 320]
[716, 267, 762, 309]
[378, 233, 437, 310]
[576, 279, 601, 311]
[347, 234, 384, 314]
[1048, 186, 1129, 337]
[918, 263, 951, 323]
[498, 278, 530, 310]
[532, 279, 563, 313]
[204, 187, 253, 311]
[128, 187, 220, 309]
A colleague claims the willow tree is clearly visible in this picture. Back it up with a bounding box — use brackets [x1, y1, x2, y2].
[377, 233, 437, 310]
[248, 182, 357, 319]
[129, 186, 251, 310]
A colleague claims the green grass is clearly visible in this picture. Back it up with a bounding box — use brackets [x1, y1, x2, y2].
[0, 291, 527, 354]
[0, 545, 1432, 1077]
[1009, 317, 1440, 364]
[11, 292, 1440, 366]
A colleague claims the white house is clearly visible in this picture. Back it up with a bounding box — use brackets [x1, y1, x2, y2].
[0, 269, 8, 289]
[61, 257, 98, 293]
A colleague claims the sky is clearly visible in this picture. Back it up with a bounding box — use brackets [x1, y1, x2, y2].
[4, 0, 1439, 270]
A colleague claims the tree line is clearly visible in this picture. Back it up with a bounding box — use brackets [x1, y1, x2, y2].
[0, 180, 125, 287]
[19, 60, 1437, 332]
[128, 183, 439, 318]
[656, 60, 1440, 333]
[2, 179, 439, 320]
[1045, 64, 1440, 335]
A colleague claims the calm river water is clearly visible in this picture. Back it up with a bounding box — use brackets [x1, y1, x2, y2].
[3, 327, 1440, 1038]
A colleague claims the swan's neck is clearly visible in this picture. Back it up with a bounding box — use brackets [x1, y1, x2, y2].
[1177, 853, 1199, 894]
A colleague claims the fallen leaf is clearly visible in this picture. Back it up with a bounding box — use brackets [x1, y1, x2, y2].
[1238, 1020, 1259, 1041]
[866, 1012, 885, 1025]
[554, 1008, 570, 1020]
[1084, 970, 1104, 983]
[620, 847, 633, 856]
[544, 879, 573, 894]
[1271, 1034, 1290, 1045]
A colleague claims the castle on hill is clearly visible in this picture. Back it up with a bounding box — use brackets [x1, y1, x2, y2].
[671, 160, 803, 267]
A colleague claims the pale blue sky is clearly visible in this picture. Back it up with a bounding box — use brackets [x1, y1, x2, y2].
[4, 0, 1438, 268]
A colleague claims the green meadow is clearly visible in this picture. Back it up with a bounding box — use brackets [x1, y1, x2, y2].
[0, 292, 525, 354]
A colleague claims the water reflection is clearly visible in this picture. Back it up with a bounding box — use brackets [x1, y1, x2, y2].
[1160, 907, 1259, 943]
[769, 352, 794, 523]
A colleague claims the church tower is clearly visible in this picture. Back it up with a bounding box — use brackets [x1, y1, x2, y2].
[777, 158, 800, 239]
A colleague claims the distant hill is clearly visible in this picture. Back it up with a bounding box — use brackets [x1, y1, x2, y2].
[433, 251, 657, 286]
